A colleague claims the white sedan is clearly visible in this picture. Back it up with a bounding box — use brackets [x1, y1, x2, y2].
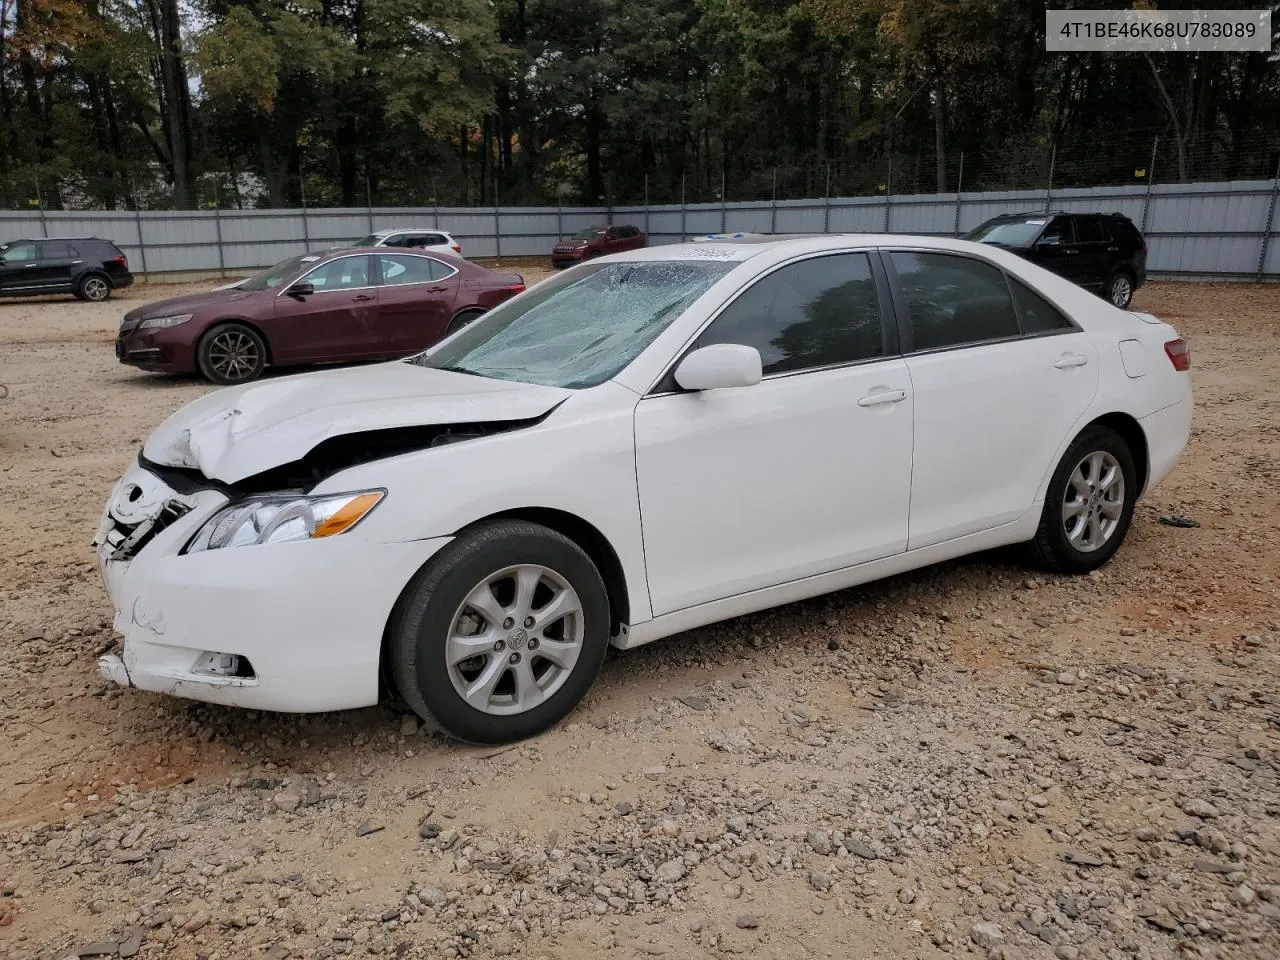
[93, 234, 1192, 743]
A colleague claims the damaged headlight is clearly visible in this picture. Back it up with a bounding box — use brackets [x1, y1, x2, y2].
[184, 490, 385, 553]
[137, 313, 193, 330]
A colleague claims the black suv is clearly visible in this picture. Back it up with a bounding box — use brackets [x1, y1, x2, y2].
[964, 212, 1147, 308]
[0, 237, 134, 302]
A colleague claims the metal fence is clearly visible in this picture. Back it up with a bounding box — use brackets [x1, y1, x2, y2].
[2, 178, 1277, 281]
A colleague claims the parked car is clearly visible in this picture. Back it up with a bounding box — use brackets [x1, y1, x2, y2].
[0, 236, 133, 302]
[964, 211, 1147, 308]
[551, 224, 646, 267]
[114, 247, 524, 385]
[353, 228, 464, 257]
[94, 233, 1191, 743]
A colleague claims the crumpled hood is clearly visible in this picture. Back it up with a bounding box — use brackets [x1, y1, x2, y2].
[143, 361, 572, 484]
[124, 288, 258, 320]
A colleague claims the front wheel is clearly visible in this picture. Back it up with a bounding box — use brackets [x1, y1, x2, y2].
[1028, 426, 1137, 574]
[389, 520, 610, 743]
[197, 322, 268, 385]
[1106, 272, 1134, 308]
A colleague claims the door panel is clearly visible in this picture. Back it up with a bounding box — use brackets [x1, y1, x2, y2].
[1026, 215, 1082, 282]
[270, 255, 379, 362]
[36, 241, 78, 290]
[0, 242, 39, 293]
[375, 254, 459, 354]
[1073, 216, 1113, 289]
[635, 361, 914, 615]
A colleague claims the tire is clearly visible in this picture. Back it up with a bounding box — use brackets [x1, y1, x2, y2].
[1105, 271, 1134, 308]
[447, 309, 485, 336]
[389, 519, 611, 743]
[1028, 425, 1138, 574]
[196, 322, 268, 385]
[77, 274, 112, 302]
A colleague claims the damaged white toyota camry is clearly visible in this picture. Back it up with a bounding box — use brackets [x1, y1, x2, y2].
[94, 234, 1192, 743]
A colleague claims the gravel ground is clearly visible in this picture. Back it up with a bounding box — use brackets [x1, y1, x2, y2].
[1, 276, 1278, 960]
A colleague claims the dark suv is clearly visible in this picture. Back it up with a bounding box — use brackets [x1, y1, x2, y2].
[964, 212, 1147, 308]
[0, 237, 133, 302]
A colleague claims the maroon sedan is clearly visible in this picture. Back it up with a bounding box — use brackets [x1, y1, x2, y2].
[115, 248, 526, 385]
[550, 224, 646, 268]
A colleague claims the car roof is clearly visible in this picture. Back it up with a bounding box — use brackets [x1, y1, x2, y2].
[370, 227, 452, 236]
[610, 233, 1013, 265]
[985, 211, 1133, 221]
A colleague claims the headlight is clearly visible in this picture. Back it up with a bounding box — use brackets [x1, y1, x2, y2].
[137, 314, 193, 330]
[184, 490, 385, 553]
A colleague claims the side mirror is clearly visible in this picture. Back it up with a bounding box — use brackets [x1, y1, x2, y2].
[288, 281, 315, 298]
[674, 344, 762, 391]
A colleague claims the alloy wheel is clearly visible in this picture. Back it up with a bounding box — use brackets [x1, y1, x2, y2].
[1109, 276, 1132, 307]
[1062, 451, 1125, 552]
[83, 277, 109, 301]
[207, 330, 261, 382]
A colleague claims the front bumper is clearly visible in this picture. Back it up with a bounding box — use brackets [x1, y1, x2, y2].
[94, 459, 451, 713]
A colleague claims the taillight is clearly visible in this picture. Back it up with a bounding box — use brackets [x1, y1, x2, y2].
[509, 283, 526, 294]
[111, 254, 128, 268]
[1164, 338, 1189, 371]
[451, 243, 462, 254]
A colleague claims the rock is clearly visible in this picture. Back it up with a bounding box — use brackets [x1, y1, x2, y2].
[677, 696, 709, 711]
[897, 887, 916, 905]
[117, 928, 144, 959]
[1182, 798, 1221, 819]
[643, 766, 668, 780]
[808, 870, 830, 892]
[1193, 859, 1236, 874]
[656, 859, 686, 883]
[418, 819, 441, 839]
[1056, 672, 1076, 685]
[273, 789, 302, 813]
[1055, 947, 1079, 960]
[1134, 826, 1160, 842]
[806, 830, 832, 856]
[994, 801, 1021, 820]
[1061, 850, 1107, 868]
[266, 946, 291, 960]
[1235, 885, 1256, 907]
[970, 921, 1004, 949]
[74, 942, 118, 958]
[417, 885, 447, 909]
[356, 820, 384, 837]
[400, 714, 420, 736]
[845, 839, 877, 860]
[181, 910, 210, 933]
[723, 883, 743, 899]
[735, 916, 759, 929]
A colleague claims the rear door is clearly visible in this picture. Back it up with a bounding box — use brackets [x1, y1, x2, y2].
[885, 249, 1100, 549]
[1073, 215, 1113, 290]
[373, 253, 460, 354]
[35, 240, 79, 291]
[0, 241, 40, 294]
[271, 254, 379, 362]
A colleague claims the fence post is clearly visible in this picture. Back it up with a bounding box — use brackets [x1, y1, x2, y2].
[953, 152, 965, 237]
[770, 167, 778, 233]
[35, 178, 48, 237]
[213, 184, 226, 279]
[1044, 144, 1056, 213]
[823, 163, 832, 234]
[644, 174, 650, 237]
[432, 177, 439, 229]
[883, 157, 892, 233]
[300, 176, 310, 250]
[493, 176, 501, 259]
[680, 173, 687, 240]
[1140, 137, 1158, 234]
[557, 197, 563, 245]
[1257, 155, 1280, 281]
[133, 202, 149, 279]
[720, 169, 727, 233]
[366, 176, 374, 233]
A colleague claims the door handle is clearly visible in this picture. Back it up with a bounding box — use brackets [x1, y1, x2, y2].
[24, 263, 37, 268]
[1063, 249, 1079, 255]
[427, 285, 448, 293]
[858, 389, 908, 407]
[1053, 354, 1089, 369]
[352, 294, 374, 302]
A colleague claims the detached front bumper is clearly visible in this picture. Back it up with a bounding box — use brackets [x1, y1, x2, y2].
[94, 460, 450, 713]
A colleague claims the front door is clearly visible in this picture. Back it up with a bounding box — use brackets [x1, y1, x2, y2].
[271, 254, 379, 363]
[374, 253, 460, 354]
[634, 251, 913, 616]
[884, 249, 1100, 549]
[1025, 215, 1083, 283]
[0, 241, 39, 294]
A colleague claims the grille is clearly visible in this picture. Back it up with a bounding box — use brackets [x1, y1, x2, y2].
[101, 500, 192, 561]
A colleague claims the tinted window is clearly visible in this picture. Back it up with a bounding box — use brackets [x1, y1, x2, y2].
[698, 253, 883, 376]
[303, 256, 370, 291]
[403, 234, 445, 248]
[378, 255, 437, 286]
[0, 242, 36, 263]
[1009, 277, 1074, 334]
[1075, 216, 1107, 243]
[965, 219, 1045, 247]
[1041, 216, 1075, 245]
[39, 242, 77, 259]
[890, 251, 1020, 351]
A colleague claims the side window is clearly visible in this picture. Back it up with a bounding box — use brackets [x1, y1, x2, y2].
[889, 251, 1020, 351]
[0, 242, 37, 263]
[698, 253, 884, 376]
[420, 234, 447, 247]
[1040, 216, 1075, 245]
[378, 255, 440, 286]
[1076, 216, 1106, 244]
[39, 242, 76, 260]
[1009, 277, 1074, 334]
[382, 235, 407, 248]
[303, 256, 370, 291]
[426, 258, 457, 281]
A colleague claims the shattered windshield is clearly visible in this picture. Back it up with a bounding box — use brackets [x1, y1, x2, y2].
[236, 255, 318, 291]
[413, 260, 736, 388]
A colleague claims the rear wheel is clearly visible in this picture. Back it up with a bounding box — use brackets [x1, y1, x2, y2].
[447, 309, 485, 336]
[77, 274, 112, 302]
[1028, 426, 1137, 574]
[197, 322, 268, 385]
[389, 520, 610, 743]
[1105, 271, 1134, 308]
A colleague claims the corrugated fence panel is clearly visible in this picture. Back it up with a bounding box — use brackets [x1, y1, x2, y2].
[2, 180, 1274, 278]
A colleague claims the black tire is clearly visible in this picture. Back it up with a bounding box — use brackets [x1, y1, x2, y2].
[388, 519, 610, 743]
[1105, 271, 1134, 308]
[196, 322, 268, 385]
[1028, 425, 1138, 574]
[447, 309, 485, 336]
[77, 273, 112, 302]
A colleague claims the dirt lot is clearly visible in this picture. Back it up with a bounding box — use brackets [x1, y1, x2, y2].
[1, 276, 1278, 960]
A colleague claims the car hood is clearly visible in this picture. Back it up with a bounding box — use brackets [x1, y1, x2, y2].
[142, 361, 572, 484]
[124, 288, 260, 320]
